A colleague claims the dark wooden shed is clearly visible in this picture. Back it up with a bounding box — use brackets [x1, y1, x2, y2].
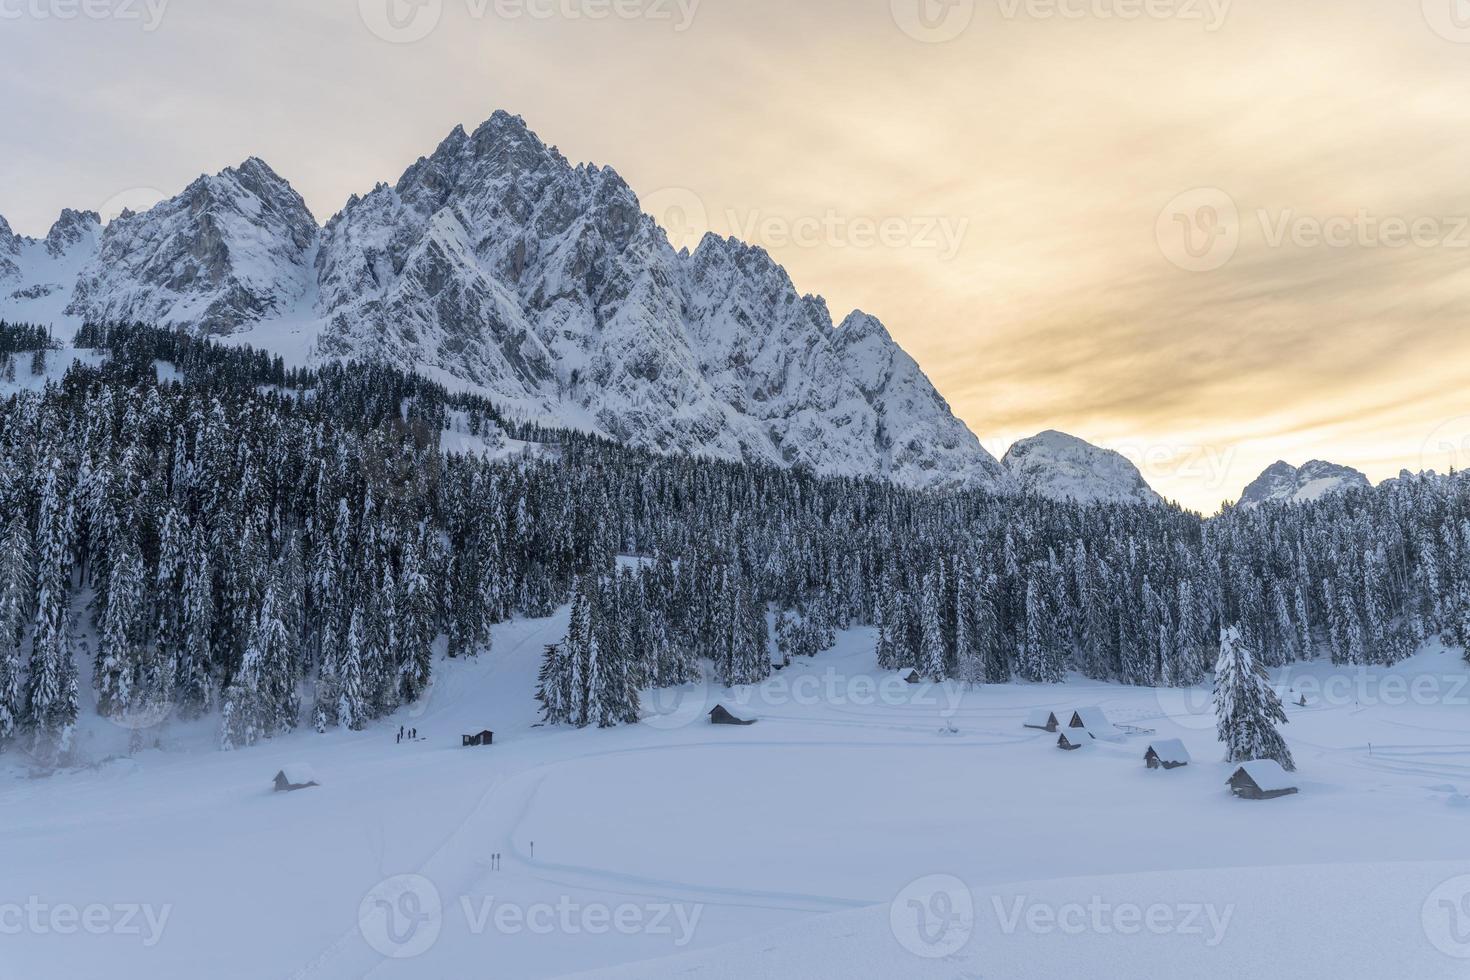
[1025, 709, 1060, 732]
[898, 668, 922, 685]
[462, 730, 495, 747]
[1057, 730, 1090, 751]
[709, 705, 757, 726]
[273, 765, 319, 793]
[1228, 761, 1298, 800]
[1145, 739, 1192, 770]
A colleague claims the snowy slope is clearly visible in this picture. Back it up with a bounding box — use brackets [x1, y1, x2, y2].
[0, 209, 101, 326]
[5, 619, 1470, 979]
[1002, 430, 1162, 506]
[1238, 460, 1370, 509]
[0, 112, 1005, 490]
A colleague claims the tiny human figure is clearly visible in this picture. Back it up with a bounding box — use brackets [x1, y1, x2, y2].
[396, 733, 401, 744]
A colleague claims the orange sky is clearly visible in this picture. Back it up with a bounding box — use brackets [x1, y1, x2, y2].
[4, 0, 1470, 511]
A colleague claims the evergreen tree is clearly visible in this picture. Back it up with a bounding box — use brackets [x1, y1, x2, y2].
[1213, 625, 1294, 771]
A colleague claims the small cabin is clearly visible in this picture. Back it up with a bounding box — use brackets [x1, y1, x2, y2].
[1145, 739, 1191, 770]
[462, 730, 495, 747]
[1025, 709, 1060, 733]
[709, 705, 757, 726]
[898, 668, 922, 685]
[1228, 760, 1298, 800]
[1070, 707, 1124, 742]
[1058, 729, 1090, 751]
[273, 764, 319, 793]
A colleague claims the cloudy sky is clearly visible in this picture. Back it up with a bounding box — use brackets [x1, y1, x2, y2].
[3, 0, 1470, 511]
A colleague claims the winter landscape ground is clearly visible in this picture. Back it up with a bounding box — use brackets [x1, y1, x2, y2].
[5, 607, 1470, 979]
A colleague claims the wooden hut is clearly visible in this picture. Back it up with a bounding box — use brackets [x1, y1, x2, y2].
[273, 764, 319, 793]
[462, 730, 495, 747]
[1069, 707, 1124, 742]
[1057, 729, 1090, 751]
[898, 668, 922, 685]
[1227, 761, 1298, 800]
[709, 705, 757, 726]
[1144, 739, 1191, 770]
[1025, 709, 1060, 733]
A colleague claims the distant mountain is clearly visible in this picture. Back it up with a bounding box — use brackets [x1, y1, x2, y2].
[1237, 460, 1370, 509]
[67, 158, 317, 334]
[1001, 430, 1163, 506]
[0, 111, 1004, 490]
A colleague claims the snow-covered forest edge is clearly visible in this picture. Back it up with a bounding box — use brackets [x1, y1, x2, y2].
[0, 320, 1466, 769]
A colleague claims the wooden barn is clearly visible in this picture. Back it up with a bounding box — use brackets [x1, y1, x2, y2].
[898, 668, 922, 685]
[709, 705, 757, 726]
[462, 730, 495, 747]
[1025, 709, 1060, 733]
[1145, 739, 1191, 770]
[1070, 707, 1124, 742]
[1057, 729, 1090, 751]
[273, 764, 319, 793]
[1228, 761, 1299, 800]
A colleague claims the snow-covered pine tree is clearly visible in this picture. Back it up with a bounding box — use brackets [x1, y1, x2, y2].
[177, 538, 214, 719]
[338, 606, 368, 731]
[25, 459, 79, 760]
[1213, 625, 1294, 771]
[920, 570, 945, 681]
[536, 642, 572, 725]
[0, 515, 31, 741]
[398, 536, 434, 704]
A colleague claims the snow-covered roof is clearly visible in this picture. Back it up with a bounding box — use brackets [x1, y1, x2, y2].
[1026, 709, 1058, 727]
[1058, 728, 1091, 745]
[1147, 739, 1191, 764]
[1071, 707, 1111, 729]
[1232, 760, 1295, 792]
[277, 764, 318, 786]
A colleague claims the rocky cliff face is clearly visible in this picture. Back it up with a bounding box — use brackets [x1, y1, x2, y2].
[66, 158, 317, 334]
[3, 111, 1012, 489]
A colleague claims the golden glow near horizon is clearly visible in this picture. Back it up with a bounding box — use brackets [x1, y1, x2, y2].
[5, 0, 1470, 511]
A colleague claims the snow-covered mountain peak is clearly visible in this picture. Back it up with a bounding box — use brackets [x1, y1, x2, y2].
[66, 158, 317, 334]
[8, 108, 1013, 490]
[1002, 430, 1163, 506]
[1237, 459, 1370, 509]
[44, 209, 101, 258]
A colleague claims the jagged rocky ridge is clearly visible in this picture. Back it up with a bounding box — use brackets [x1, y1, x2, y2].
[1237, 460, 1371, 509]
[2, 112, 1006, 489]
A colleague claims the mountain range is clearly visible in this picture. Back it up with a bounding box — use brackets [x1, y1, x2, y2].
[0, 110, 1381, 510]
